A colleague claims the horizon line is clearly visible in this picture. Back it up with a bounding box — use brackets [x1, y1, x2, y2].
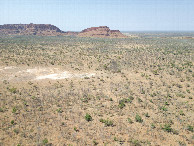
[0, 23, 194, 32]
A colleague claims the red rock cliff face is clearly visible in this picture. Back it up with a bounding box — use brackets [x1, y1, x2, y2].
[0, 23, 65, 36]
[78, 26, 127, 38]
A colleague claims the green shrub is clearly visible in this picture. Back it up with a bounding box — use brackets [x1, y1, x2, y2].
[42, 138, 48, 144]
[74, 127, 79, 132]
[118, 97, 133, 109]
[153, 70, 159, 75]
[160, 106, 167, 111]
[130, 139, 141, 146]
[164, 101, 169, 106]
[145, 113, 150, 117]
[118, 101, 125, 109]
[179, 110, 185, 116]
[11, 120, 15, 125]
[187, 125, 193, 132]
[0, 107, 3, 112]
[85, 113, 92, 121]
[14, 129, 19, 134]
[135, 114, 143, 123]
[138, 98, 143, 102]
[93, 140, 98, 145]
[151, 123, 156, 129]
[162, 124, 172, 132]
[56, 108, 63, 113]
[12, 107, 17, 113]
[81, 96, 90, 103]
[9, 87, 17, 94]
[128, 118, 133, 124]
[100, 118, 113, 126]
[114, 137, 118, 141]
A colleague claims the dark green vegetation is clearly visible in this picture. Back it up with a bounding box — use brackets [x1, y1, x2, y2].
[135, 114, 143, 123]
[99, 118, 114, 126]
[85, 113, 92, 122]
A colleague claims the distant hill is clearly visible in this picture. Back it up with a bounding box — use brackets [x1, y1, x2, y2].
[0, 24, 126, 38]
[0, 23, 66, 36]
[78, 26, 127, 38]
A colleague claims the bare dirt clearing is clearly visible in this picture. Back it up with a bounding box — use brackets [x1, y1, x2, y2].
[0, 66, 96, 82]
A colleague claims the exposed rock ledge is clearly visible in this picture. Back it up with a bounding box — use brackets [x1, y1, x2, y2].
[78, 26, 127, 38]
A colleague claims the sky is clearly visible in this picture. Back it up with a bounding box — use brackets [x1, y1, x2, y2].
[0, 0, 194, 31]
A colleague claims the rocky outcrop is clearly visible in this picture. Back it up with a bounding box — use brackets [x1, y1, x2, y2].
[78, 26, 127, 38]
[0, 23, 65, 36]
[0, 24, 126, 38]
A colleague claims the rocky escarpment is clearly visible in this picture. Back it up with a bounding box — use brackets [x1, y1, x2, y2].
[78, 26, 127, 38]
[0, 23, 65, 36]
[0, 24, 126, 38]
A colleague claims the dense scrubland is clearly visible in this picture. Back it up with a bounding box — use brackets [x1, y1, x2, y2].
[0, 33, 193, 145]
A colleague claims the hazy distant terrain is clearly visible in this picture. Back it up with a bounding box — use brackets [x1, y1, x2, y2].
[0, 33, 193, 145]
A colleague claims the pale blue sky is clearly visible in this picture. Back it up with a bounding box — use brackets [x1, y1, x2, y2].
[0, 0, 194, 31]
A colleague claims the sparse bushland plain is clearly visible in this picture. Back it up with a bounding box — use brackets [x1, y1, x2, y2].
[0, 33, 193, 145]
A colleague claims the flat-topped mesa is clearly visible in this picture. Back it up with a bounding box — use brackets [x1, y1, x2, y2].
[78, 26, 127, 38]
[0, 23, 65, 36]
[82, 26, 109, 31]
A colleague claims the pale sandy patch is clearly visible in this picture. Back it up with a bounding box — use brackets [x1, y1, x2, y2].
[0, 66, 96, 81]
[36, 71, 95, 80]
